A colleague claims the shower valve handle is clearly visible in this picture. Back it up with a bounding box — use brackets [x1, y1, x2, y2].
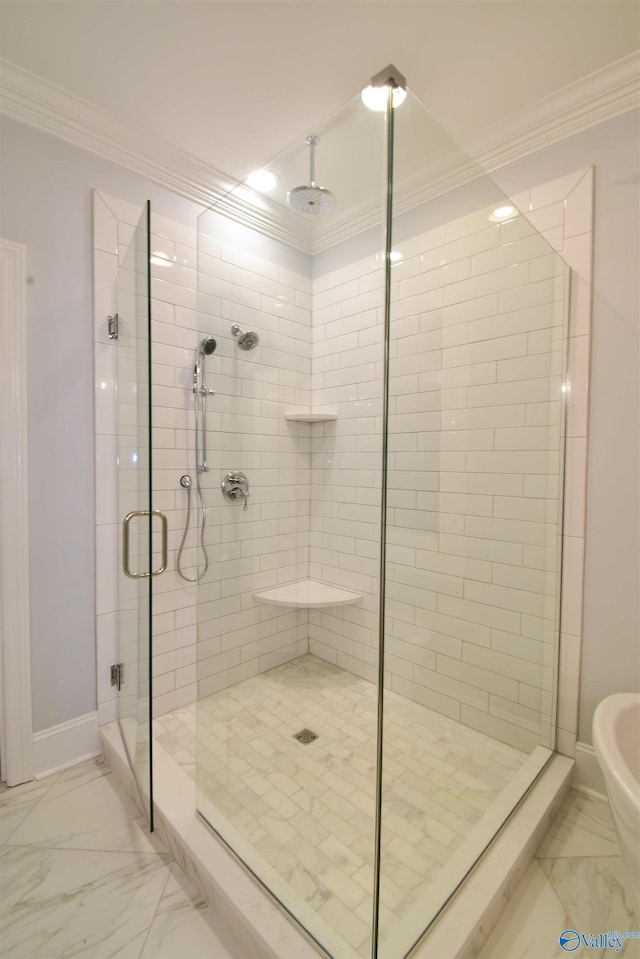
[221, 471, 250, 511]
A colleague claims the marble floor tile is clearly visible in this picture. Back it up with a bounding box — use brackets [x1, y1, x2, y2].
[536, 788, 620, 859]
[539, 856, 640, 953]
[157, 653, 531, 958]
[138, 865, 242, 959]
[0, 775, 58, 844]
[0, 844, 171, 959]
[477, 860, 572, 959]
[0, 758, 252, 959]
[6, 761, 162, 855]
[478, 788, 640, 959]
[44, 755, 112, 795]
[3, 737, 635, 959]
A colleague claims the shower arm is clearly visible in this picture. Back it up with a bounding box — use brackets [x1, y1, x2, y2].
[307, 135, 318, 186]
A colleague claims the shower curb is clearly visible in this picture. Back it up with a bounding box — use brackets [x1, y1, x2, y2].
[100, 723, 323, 959]
[100, 723, 572, 959]
[410, 752, 574, 959]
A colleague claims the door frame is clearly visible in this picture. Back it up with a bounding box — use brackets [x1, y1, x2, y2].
[0, 238, 34, 785]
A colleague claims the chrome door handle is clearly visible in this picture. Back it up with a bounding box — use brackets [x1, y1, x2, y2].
[123, 510, 168, 579]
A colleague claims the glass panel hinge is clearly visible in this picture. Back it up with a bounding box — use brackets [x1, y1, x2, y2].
[110, 663, 124, 690]
[108, 314, 120, 339]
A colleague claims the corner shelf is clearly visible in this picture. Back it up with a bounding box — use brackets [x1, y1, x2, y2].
[253, 579, 362, 609]
[284, 410, 338, 423]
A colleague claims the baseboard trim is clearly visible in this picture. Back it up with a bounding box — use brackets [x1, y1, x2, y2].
[32, 711, 100, 779]
[572, 740, 607, 800]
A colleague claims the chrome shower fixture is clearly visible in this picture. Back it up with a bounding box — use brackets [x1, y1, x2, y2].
[231, 324, 259, 351]
[176, 473, 209, 582]
[193, 338, 216, 473]
[287, 135, 336, 216]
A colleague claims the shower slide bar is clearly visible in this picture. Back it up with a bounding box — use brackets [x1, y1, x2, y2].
[193, 366, 214, 473]
[193, 337, 216, 473]
[177, 335, 217, 583]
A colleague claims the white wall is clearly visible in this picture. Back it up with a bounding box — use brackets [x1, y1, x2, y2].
[308, 182, 588, 754]
[190, 167, 591, 757]
[195, 212, 314, 694]
[0, 118, 204, 732]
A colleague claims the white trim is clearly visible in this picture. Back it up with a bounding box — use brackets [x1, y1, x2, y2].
[32, 711, 100, 780]
[1, 54, 638, 254]
[0, 237, 33, 786]
[572, 740, 607, 800]
[467, 51, 640, 172]
[0, 58, 306, 252]
[0, 60, 233, 207]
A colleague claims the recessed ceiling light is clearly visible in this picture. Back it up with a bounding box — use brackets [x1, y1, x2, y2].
[361, 84, 407, 112]
[246, 169, 278, 192]
[489, 205, 516, 222]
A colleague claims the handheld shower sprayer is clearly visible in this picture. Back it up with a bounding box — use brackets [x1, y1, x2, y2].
[193, 338, 216, 396]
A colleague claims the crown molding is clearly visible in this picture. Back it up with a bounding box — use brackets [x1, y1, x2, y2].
[1, 53, 638, 254]
[294, 53, 639, 254]
[0, 60, 232, 203]
[308, 52, 639, 253]
[466, 51, 640, 173]
[0, 59, 311, 250]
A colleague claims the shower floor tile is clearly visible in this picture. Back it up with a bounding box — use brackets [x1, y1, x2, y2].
[153, 654, 529, 957]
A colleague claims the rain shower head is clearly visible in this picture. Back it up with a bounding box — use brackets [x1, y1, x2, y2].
[287, 135, 336, 216]
[231, 324, 259, 351]
[199, 336, 217, 355]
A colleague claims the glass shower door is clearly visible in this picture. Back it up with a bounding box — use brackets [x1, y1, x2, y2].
[115, 201, 157, 828]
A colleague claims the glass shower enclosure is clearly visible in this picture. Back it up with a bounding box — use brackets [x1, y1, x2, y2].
[114, 201, 157, 828]
[194, 69, 568, 958]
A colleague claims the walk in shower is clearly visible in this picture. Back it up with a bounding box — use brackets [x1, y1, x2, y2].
[157, 68, 569, 958]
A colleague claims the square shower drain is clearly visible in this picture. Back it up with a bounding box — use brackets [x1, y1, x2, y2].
[293, 728, 318, 745]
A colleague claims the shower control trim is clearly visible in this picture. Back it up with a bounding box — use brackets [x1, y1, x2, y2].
[221, 471, 250, 511]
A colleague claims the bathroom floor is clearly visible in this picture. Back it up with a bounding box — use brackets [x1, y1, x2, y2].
[153, 654, 533, 955]
[0, 757, 243, 959]
[477, 789, 639, 959]
[1, 755, 637, 959]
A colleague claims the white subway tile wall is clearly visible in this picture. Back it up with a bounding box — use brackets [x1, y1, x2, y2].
[195, 214, 313, 695]
[308, 252, 384, 680]
[94, 167, 592, 757]
[309, 204, 568, 752]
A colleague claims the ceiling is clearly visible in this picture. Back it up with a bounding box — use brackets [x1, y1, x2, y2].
[1, 0, 639, 191]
